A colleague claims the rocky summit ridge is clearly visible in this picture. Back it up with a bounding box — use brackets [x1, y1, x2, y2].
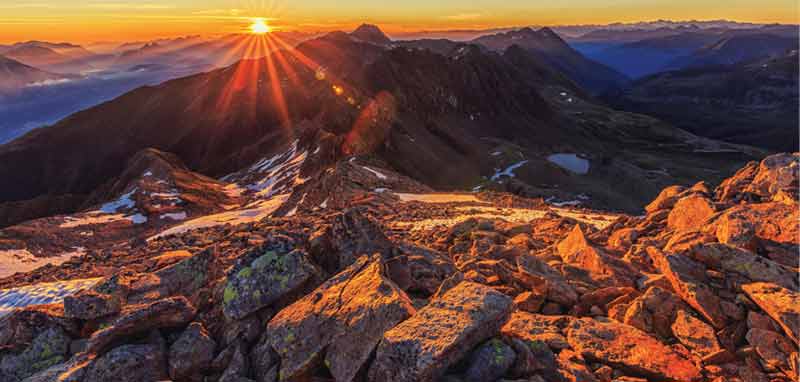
[0, 142, 796, 382]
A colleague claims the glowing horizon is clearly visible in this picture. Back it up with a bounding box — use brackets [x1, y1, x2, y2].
[0, 0, 797, 44]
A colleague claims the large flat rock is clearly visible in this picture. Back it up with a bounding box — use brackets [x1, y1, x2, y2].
[369, 282, 512, 382]
[266, 255, 415, 382]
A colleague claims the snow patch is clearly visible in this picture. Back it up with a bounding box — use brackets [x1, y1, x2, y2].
[0, 250, 83, 279]
[0, 278, 101, 318]
[99, 188, 137, 213]
[361, 166, 388, 180]
[149, 194, 289, 240]
[160, 212, 188, 221]
[491, 160, 529, 181]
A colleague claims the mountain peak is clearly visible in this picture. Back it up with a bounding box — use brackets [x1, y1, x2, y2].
[538, 27, 562, 39]
[350, 23, 391, 45]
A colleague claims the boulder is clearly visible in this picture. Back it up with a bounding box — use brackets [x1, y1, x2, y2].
[86, 296, 196, 354]
[745, 153, 799, 200]
[0, 327, 71, 381]
[168, 322, 216, 381]
[501, 312, 572, 351]
[218, 341, 250, 382]
[742, 282, 800, 344]
[670, 309, 721, 358]
[689, 244, 797, 290]
[325, 208, 395, 271]
[266, 255, 415, 382]
[556, 349, 599, 382]
[0, 305, 79, 351]
[746, 328, 795, 378]
[84, 344, 168, 382]
[648, 248, 727, 329]
[516, 254, 577, 306]
[714, 161, 758, 202]
[463, 338, 516, 382]
[566, 318, 701, 381]
[713, 211, 756, 250]
[222, 237, 317, 320]
[125, 249, 217, 305]
[556, 226, 638, 288]
[667, 195, 715, 231]
[63, 290, 122, 320]
[645, 185, 686, 214]
[369, 282, 512, 382]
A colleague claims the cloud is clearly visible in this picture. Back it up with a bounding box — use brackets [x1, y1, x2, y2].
[444, 13, 482, 21]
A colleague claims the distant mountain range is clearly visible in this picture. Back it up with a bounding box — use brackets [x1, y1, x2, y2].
[572, 24, 798, 78]
[0, 55, 69, 93]
[472, 28, 630, 94]
[605, 50, 799, 152]
[0, 25, 761, 228]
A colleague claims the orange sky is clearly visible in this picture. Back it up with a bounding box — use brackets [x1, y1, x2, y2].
[0, 0, 797, 44]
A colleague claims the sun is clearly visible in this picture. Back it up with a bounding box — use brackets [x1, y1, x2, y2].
[249, 18, 271, 34]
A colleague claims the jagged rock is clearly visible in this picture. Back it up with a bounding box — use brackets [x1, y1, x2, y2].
[86, 296, 196, 354]
[742, 282, 800, 344]
[128, 248, 216, 304]
[715, 161, 759, 202]
[607, 228, 638, 250]
[747, 311, 781, 332]
[644, 185, 686, 214]
[84, 344, 168, 382]
[0, 327, 71, 381]
[688, 243, 797, 290]
[327, 208, 395, 271]
[63, 290, 122, 320]
[671, 309, 722, 358]
[566, 317, 701, 381]
[266, 255, 415, 382]
[501, 312, 572, 351]
[0, 305, 79, 351]
[464, 338, 517, 382]
[746, 328, 796, 378]
[369, 282, 513, 382]
[169, 322, 216, 381]
[667, 194, 715, 231]
[713, 211, 757, 250]
[744, 153, 799, 200]
[251, 335, 280, 382]
[514, 291, 545, 313]
[648, 248, 727, 329]
[219, 341, 251, 382]
[18, 354, 92, 382]
[556, 226, 638, 288]
[222, 238, 317, 320]
[556, 349, 599, 382]
[516, 254, 577, 306]
[504, 336, 559, 380]
[397, 242, 458, 296]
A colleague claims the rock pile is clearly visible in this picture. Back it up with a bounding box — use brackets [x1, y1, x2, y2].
[0, 153, 797, 382]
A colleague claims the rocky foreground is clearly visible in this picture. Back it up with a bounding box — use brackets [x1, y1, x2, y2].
[0, 153, 797, 382]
